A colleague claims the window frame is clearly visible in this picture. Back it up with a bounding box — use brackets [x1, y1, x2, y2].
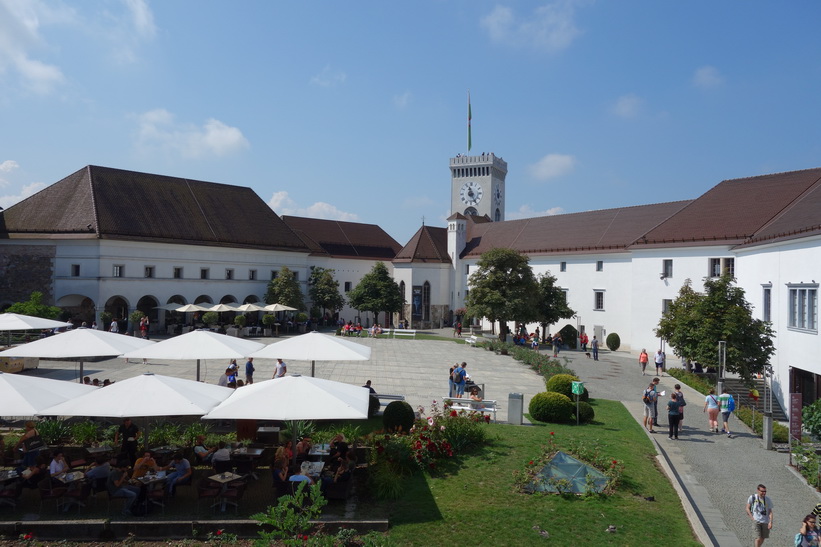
[662, 259, 673, 279]
[560, 261, 567, 272]
[788, 284, 818, 332]
[200, 268, 210, 280]
[593, 290, 605, 311]
[71, 264, 80, 277]
[248, 269, 257, 281]
[113, 265, 124, 278]
[762, 285, 771, 322]
[596, 260, 603, 272]
[144, 266, 155, 278]
[173, 267, 183, 279]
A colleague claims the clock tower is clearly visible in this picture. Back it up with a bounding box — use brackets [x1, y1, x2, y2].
[450, 153, 508, 221]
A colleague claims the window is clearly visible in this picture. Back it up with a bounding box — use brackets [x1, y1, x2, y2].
[709, 257, 735, 278]
[293, 271, 299, 281]
[662, 259, 673, 278]
[596, 261, 603, 272]
[662, 299, 673, 314]
[788, 285, 818, 331]
[560, 261, 567, 272]
[594, 290, 605, 311]
[200, 268, 209, 280]
[465, 264, 470, 275]
[144, 266, 155, 278]
[113, 265, 124, 278]
[762, 286, 771, 322]
[225, 269, 234, 280]
[71, 264, 80, 277]
[173, 267, 183, 279]
[271, 270, 278, 280]
[344, 281, 352, 292]
[248, 269, 257, 281]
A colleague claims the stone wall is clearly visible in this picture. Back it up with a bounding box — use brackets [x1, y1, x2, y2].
[0, 244, 56, 305]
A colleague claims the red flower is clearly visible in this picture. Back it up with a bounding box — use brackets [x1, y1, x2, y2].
[216, 530, 223, 536]
[450, 410, 458, 417]
[550, 432, 554, 436]
[24, 534, 33, 540]
[612, 460, 618, 465]
[529, 460, 534, 465]
[484, 415, 491, 423]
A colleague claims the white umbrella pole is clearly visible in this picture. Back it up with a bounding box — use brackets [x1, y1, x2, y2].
[311, 360, 315, 377]
[79, 360, 84, 384]
[197, 359, 201, 382]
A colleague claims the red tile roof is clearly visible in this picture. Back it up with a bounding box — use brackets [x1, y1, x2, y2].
[393, 225, 450, 263]
[281, 216, 402, 260]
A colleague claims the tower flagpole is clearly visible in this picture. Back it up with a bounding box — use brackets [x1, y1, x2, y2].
[467, 90, 472, 154]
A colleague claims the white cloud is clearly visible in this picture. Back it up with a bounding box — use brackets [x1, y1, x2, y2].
[480, 1, 587, 53]
[134, 108, 250, 159]
[104, 0, 157, 64]
[267, 191, 359, 222]
[125, 0, 156, 39]
[0, 0, 72, 94]
[310, 65, 347, 87]
[393, 91, 412, 109]
[528, 153, 576, 181]
[507, 204, 565, 220]
[611, 93, 643, 118]
[693, 65, 723, 89]
[0, 159, 19, 187]
[0, 181, 46, 209]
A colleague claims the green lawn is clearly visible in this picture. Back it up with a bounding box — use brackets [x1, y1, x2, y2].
[360, 400, 699, 546]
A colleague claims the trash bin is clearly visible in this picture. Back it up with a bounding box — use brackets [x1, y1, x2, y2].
[508, 392, 523, 425]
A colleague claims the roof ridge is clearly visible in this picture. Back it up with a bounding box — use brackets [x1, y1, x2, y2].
[185, 178, 219, 242]
[421, 225, 445, 261]
[87, 166, 100, 237]
[336, 220, 359, 257]
[720, 166, 821, 184]
[745, 173, 821, 240]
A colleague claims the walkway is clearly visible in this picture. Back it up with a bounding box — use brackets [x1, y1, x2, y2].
[20, 329, 821, 546]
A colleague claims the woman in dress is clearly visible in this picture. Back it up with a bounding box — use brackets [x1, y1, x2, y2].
[703, 388, 721, 433]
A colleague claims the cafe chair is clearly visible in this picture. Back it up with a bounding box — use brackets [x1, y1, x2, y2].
[106, 489, 133, 516]
[219, 481, 247, 514]
[38, 477, 67, 513]
[63, 482, 92, 515]
[0, 485, 22, 509]
[196, 479, 221, 514]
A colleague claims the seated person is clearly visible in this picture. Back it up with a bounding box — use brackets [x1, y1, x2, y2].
[321, 451, 356, 491]
[84, 456, 112, 482]
[107, 460, 140, 515]
[271, 457, 288, 486]
[20, 456, 48, 489]
[274, 441, 293, 462]
[49, 449, 69, 477]
[288, 461, 315, 485]
[193, 435, 216, 464]
[211, 441, 232, 468]
[131, 450, 158, 480]
[295, 437, 312, 462]
[469, 387, 483, 401]
[327, 434, 348, 469]
[161, 453, 192, 496]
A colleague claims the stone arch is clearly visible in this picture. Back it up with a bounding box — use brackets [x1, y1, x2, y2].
[57, 294, 96, 325]
[136, 295, 159, 323]
[104, 295, 129, 332]
[243, 295, 261, 304]
[194, 295, 213, 305]
[220, 295, 238, 304]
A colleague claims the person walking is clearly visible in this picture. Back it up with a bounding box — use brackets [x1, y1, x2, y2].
[448, 364, 457, 397]
[718, 387, 735, 437]
[666, 392, 683, 440]
[274, 358, 287, 378]
[745, 484, 773, 547]
[642, 382, 657, 433]
[703, 388, 720, 432]
[245, 357, 255, 384]
[651, 377, 662, 427]
[639, 349, 649, 375]
[797, 514, 821, 546]
[453, 362, 468, 398]
[654, 349, 665, 376]
[580, 332, 588, 352]
[673, 384, 686, 429]
[552, 334, 562, 357]
[591, 336, 599, 361]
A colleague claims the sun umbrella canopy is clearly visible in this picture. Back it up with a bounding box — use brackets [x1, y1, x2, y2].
[0, 372, 97, 416]
[262, 303, 297, 312]
[250, 331, 371, 362]
[174, 304, 212, 313]
[0, 313, 72, 331]
[0, 328, 155, 359]
[202, 375, 370, 421]
[154, 303, 186, 311]
[234, 303, 267, 312]
[122, 330, 264, 361]
[38, 372, 233, 418]
[206, 303, 240, 312]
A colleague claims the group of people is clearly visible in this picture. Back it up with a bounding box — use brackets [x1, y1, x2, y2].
[641, 378, 737, 440]
[638, 349, 667, 377]
[214, 357, 288, 388]
[82, 376, 114, 387]
[270, 434, 356, 495]
[742, 484, 821, 547]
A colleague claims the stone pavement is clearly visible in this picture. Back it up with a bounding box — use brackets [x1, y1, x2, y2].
[20, 329, 821, 546]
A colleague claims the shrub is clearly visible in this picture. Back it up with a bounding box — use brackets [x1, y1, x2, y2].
[201, 311, 219, 325]
[576, 401, 595, 423]
[262, 314, 277, 327]
[37, 419, 71, 445]
[606, 332, 620, 351]
[529, 392, 574, 423]
[233, 314, 247, 328]
[70, 421, 100, 445]
[545, 373, 589, 402]
[383, 401, 415, 433]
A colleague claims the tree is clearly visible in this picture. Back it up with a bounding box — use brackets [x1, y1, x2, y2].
[264, 266, 305, 311]
[534, 272, 575, 342]
[347, 262, 403, 326]
[655, 275, 775, 381]
[5, 291, 61, 319]
[308, 267, 345, 320]
[465, 248, 538, 341]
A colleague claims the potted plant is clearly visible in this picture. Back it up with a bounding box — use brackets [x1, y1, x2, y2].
[296, 312, 309, 333]
[129, 310, 145, 336]
[201, 311, 219, 328]
[262, 314, 277, 336]
[99, 311, 112, 330]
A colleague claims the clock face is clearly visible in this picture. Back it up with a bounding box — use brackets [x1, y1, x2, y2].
[494, 185, 503, 204]
[460, 181, 483, 206]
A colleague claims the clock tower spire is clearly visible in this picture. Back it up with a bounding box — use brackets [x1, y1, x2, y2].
[450, 153, 507, 221]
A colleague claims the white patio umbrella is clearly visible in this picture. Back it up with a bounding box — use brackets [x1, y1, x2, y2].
[234, 303, 267, 312]
[175, 304, 213, 313]
[0, 371, 96, 417]
[206, 303, 240, 312]
[202, 374, 370, 467]
[154, 303, 186, 311]
[249, 331, 371, 377]
[0, 313, 72, 346]
[38, 372, 233, 418]
[0, 328, 155, 383]
[262, 303, 297, 312]
[121, 329, 265, 381]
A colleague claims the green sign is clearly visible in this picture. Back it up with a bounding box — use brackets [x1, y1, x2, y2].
[571, 381, 584, 395]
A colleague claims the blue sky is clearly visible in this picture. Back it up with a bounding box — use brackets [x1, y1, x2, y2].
[2, 1, 821, 244]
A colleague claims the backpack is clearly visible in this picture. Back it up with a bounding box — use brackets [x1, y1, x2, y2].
[642, 390, 653, 405]
[452, 369, 462, 383]
[728, 396, 736, 412]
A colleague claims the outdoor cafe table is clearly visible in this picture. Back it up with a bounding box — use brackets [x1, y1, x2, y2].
[54, 471, 86, 510]
[306, 461, 324, 479]
[150, 446, 180, 466]
[208, 472, 243, 512]
[0, 470, 20, 508]
[231, 446, 264, 479]
[86, 445, 114, 458]
[136, 471, 167, 511]
[307, 444, 330, 460]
